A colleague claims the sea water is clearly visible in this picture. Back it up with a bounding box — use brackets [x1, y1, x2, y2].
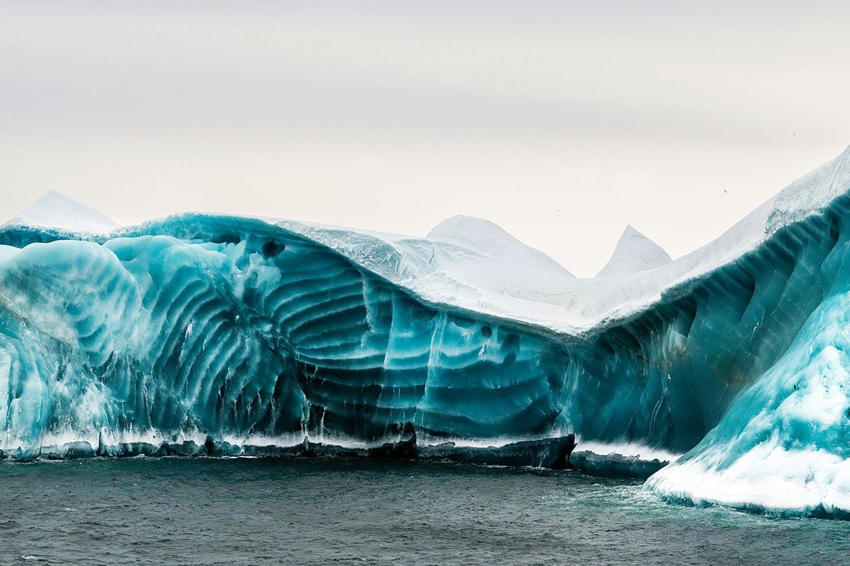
[0, 458, 847, 565]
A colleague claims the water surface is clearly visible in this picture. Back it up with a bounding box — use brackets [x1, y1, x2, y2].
[0, 458, 846, 565]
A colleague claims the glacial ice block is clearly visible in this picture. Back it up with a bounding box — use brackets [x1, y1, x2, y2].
[645, 284, 850, 516]
[1, 145, 850, 517]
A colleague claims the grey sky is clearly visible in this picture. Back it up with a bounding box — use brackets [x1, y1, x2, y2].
[1, 1, 848, 275]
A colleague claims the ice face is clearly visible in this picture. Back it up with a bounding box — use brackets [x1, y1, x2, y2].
[0, 217, 576, 460]
[646, 265, 850, 516]
[1, 145, 850, 517]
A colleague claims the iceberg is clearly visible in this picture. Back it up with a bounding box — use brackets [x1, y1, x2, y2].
[1, 145, 850, 517]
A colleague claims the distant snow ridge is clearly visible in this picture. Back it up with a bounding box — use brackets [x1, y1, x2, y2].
[596, 225, 671, 278]
[427, 215, 574, 278]
[5, 190, 119, 234]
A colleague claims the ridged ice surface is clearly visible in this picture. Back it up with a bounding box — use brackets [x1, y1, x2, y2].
[0, 214, 572, 459]
[2, 146, 850, 517]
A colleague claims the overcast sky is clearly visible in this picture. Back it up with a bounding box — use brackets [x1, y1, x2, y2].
[1, 1, 848, 276]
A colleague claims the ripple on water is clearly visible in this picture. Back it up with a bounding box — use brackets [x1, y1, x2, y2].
[0, 457, 847, 565]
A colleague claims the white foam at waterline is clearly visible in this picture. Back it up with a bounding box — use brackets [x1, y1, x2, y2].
[645, 442, 850, 514]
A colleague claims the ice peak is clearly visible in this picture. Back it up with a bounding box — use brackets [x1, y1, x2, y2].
[596, 225, 671, 278]
[427, 215, 574, 277]
[427, 215, 518, 252]
[7, 190, 120, 234]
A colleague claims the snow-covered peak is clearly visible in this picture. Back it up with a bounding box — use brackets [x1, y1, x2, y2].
[6, 190, 120, 234]
[596, 225, 672, 278]
[427, 215, 574, 278]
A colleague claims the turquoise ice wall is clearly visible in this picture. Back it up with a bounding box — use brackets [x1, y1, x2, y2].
[0, 195, 848, 484]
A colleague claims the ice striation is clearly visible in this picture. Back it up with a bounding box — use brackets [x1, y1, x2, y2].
[2, 146, 850, 517]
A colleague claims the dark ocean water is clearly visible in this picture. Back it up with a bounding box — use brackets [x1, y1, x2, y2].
[0, 457, 847, 566]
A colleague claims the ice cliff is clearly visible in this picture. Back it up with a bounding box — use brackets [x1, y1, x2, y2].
[2, 145, 850, 517]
